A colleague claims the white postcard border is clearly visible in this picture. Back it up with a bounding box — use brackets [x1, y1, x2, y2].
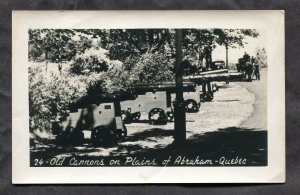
[12, 10, 285, 183]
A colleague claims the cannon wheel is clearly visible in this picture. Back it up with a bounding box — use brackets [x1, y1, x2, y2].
[69, 127, 84, 145]
[131, 112, 141, 122]
[203, 92, 214, 102]
[207, 92, 214, 101]
[185, 99, 199, 113]
[212, 83, 219, 92]
[166, 111, 174, 121]
[119, 125, 127, 139]
[121, 110, 131, 124]
[56, 126, 84, 146]
[91, 126, 105, 146]
[91, 126, 118, 147]
[148, 108, 168, 125]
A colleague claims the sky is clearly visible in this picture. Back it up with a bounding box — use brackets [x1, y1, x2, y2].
[212, 29, 267, 64]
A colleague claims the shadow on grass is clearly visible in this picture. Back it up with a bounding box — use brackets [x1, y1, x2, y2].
[111, 127, 267, 166]
[216, 99, 240, 102]
[30, 127, 267, 166]
[124, 128, 174, 142]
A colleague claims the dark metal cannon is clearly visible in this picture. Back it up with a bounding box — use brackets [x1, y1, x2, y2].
[129, 81, 196, 93]
[51, 92, 137, 146]
[183, 70, 229, 102]
[120, 81, 200, 125]
[237, 58, 247, 73]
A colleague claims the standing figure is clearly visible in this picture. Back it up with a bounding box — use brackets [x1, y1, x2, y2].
[251, 56, 256, 64]
[245, 61, 253, 81]
[56, 58, 62, 74]
[236, 63, 240, 72]
[243, 52, 250, 63]
[204, 46, 212, 70]
[58, 63, 62, 74]
[254, 63, 260, 80]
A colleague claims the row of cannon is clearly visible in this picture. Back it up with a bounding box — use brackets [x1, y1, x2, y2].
[51, 69, 240, 146]
[120, 80, 217, 125]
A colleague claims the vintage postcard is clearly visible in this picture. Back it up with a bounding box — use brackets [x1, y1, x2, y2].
[12, 10, 285, 183]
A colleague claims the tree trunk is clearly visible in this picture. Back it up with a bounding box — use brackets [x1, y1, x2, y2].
[198, 47, 203, 67]
[147, 29, 154, 52]
[45, 51, 48, 73]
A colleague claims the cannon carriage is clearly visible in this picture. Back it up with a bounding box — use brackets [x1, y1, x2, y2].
[120, 81, 201, 125]
[51, 92, 136, 146]
[184, 69, 229, 102]
[237, 58, 247, 73]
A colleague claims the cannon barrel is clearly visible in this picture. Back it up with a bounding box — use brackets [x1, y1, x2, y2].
[198, 69, 228, 75]
[129, 81, 196, 94]
[184, 69, 229, 84]
[69, 81, 198, 110]
[69, 91, 137, 110]
[226, 72, 245, 81]
[184, 73, 229, 84]
[184, 71, 245, 84]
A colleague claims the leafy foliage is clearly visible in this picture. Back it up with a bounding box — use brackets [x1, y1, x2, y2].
[69, 47, 110, 75]
[182, 29, 259, 67]
[130, 53, 174, 83]
[95, 29, 175, 62]
[29, 65, 88, 131]
[28, 29, 93, 62]
[256, 48, 268, 68]
[29, 28, 259, 69]
[28, 28, 260, 132]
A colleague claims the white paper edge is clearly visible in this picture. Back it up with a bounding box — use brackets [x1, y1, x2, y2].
[12, 10, 285, 184]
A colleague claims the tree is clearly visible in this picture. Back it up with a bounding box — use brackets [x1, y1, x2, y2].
[213, 29, 258, 48]
[182, 29, 259, 70]
[92, 29, 174, 64]
[182, 29, 214, 67]
[129, 53, 174, 84]
[29, 65, 88, 132]
[69, 47, 110, 75]
[28, 28, 261, 133]
[255, 47, 267, 68]
[28, 29, 93, 71]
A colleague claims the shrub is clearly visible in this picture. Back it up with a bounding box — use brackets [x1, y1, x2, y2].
[256, 48, 267, 69]
[130, 53, 174, 83]
[69, 47, 110, 75]
[29, 65, 88, 132]
[29, 50, 175, 133]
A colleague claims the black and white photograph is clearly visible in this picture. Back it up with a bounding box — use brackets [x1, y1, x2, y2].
[12, 11, 285, 183]
[28, 27, 267, 167]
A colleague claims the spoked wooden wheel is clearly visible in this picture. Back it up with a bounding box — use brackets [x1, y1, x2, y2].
[148, 108, 168, 125]
[212, 83, 218, 92]
[185, 99, 199, 113]
[130, 112, 141, 122]
[202, 92, 214, 102]
[91, 126, 106, 146]
[91, 126, 118, 147]
[166, 111, 174, 121]
[119, 125, 127, 139]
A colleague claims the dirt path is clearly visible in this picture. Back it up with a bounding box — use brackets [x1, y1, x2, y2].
[237, 70, 267, 130]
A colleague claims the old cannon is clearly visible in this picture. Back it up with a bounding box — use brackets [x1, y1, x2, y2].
[51, 92, 136, 146]
[120, 81, 200, 125]
[184, 69, 229, 102]
[237, 58, 246, 73]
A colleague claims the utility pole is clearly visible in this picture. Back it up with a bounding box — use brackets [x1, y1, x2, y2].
[174, 29, 186, 146]
[225, 44, 229, 84]
[225, 43, 229, 69]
